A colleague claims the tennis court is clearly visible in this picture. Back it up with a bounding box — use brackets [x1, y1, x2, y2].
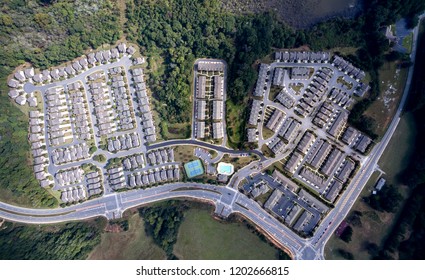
[184, 159, 204, 178]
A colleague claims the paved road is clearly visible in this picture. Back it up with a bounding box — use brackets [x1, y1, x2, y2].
[148, 139, 266, 161]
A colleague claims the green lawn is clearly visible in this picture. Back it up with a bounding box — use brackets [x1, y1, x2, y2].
[402, 33, 413, 54]
[364, 61, 409, 137]
[262, 126, 275, 140]
[378, 113, 416, 185]
[173, 208, 281, 260]
[88, 214, 166, 260]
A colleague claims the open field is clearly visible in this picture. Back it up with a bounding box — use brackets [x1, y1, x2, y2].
[174, 145, 197, 163]
[325, 113, 415, 259]
[163, 122, 191, 140]
[222, 154, 258, 172]
[173, 208, 280, 260]
[364, 61, 409, 137]
[0, 188, 34, 208]
[262, 126, 275, 140]
[378, 113, 416, 185]
[88, 214, 166, 260]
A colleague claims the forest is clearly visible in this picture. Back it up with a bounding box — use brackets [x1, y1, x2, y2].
[0, 220, 101, 259]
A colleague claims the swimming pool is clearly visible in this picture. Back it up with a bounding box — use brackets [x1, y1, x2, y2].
[217, 162, 234, 176]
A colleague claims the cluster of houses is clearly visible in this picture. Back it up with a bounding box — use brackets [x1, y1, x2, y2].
[108, 66, 136, 131]
[107, 166, 126, 191]
[85, 170, 103, 197]
[6, 43, 136, 107]
[327, 110, 349, 139]
[341, 126, 373, 154]
[278, 117, 301, 144]
[147, 148, 175, 166]
[294, 67, 332, 117]
[122, 154, 146, 170]
[277, 129, 357, 203]
[247, 99, 263, 143]
[275, 51, 331, 64]
[55, 167, 84, 187]
[127, 165, 181, 188]
[28, 111, 53, 188]
[312, 102, 349, 139]
[60, 186, 87, 204]
[87, 77, 118, 137]
[261, 170, 328, 235]
[248, 99, 263, 127]
[194, 61, 225, 140]
[107, 132, 140, 153]
[328, 88, 354, 108]
[66, 81, 93, 141]
[267, 137, 285, 154]
[244, 179, 271, 199]
[51, 143, 90, 165]
[275, 90, 296, 109]
[253, 64, 270, 97]
[45, 87, 73, 146]
[131, 67, 157, 143]
[266, 109, 286, 132]
[8, 68, 37, 106]
[332, 55, 366, 82]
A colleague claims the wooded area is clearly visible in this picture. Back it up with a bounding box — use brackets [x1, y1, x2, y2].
[0, 220, 102, 259]
[138, 201, 187, 259]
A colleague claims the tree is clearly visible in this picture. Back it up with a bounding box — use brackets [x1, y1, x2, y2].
[340, 226, 353, 243]
[337, 249, 354, 260]
[367, 185, 403, 213]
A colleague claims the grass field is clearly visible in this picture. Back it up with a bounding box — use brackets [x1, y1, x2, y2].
[0, 188, 34, 208]
[226, 100, 247, 148]
[325, 113, 415, 259]
[221, 154, 258, 172]
[88, 214, 166, 260]
[164, 122, 191, 139]
[262, 126, 275, 140]
[173, 208, 280, 260]
[364, 61, 408, 137]
[174, 145, 197, 163]
[378, 113, 416, 185]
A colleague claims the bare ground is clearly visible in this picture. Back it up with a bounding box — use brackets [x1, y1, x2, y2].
[220, 0, 363, 29]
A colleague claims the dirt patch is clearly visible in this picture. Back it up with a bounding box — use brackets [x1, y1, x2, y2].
[220, 0, 363, 29]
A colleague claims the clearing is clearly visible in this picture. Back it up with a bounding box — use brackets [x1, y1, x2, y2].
[173, 208, 281, 259]
[364, 61, 409, 137]
[88, 214, 166, 260]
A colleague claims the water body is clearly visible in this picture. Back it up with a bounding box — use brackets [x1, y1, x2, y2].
[221, 0, 363, 29]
